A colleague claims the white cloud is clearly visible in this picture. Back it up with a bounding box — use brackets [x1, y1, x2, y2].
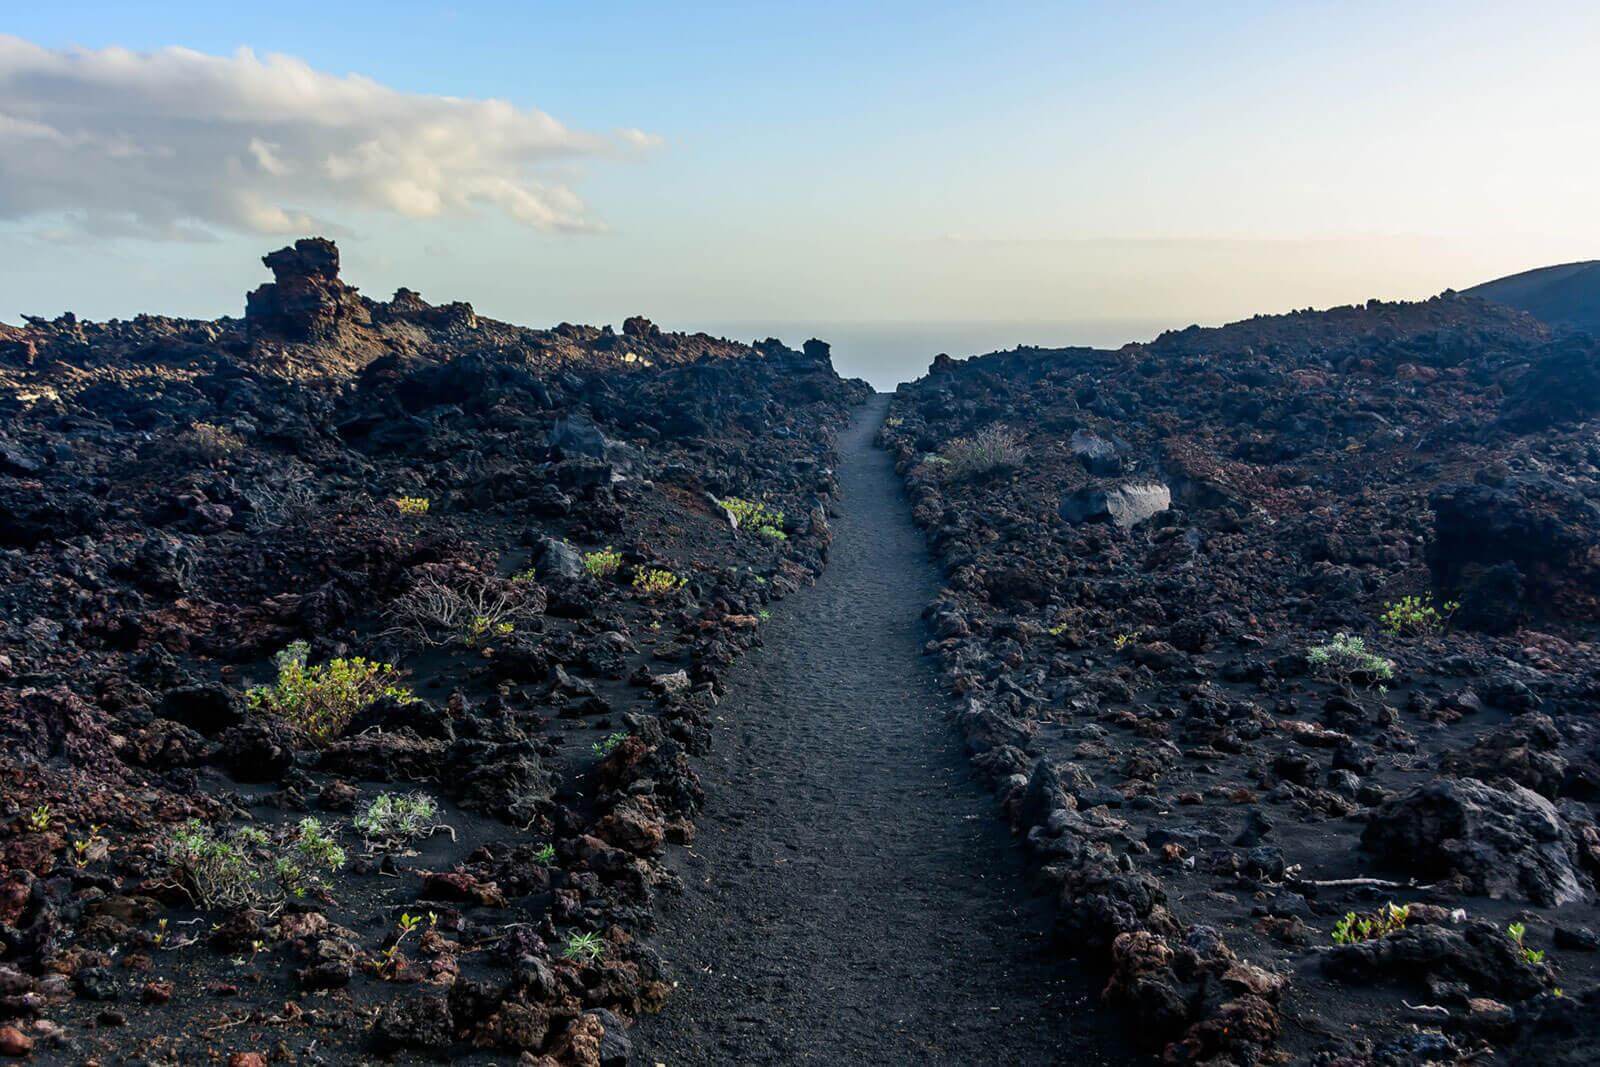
[0, 35, 653, 239]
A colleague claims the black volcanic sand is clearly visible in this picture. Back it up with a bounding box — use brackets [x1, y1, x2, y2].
[637, 396, 1133, 1065]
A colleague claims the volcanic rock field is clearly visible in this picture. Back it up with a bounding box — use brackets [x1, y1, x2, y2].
[3, 243, 1600, 1065]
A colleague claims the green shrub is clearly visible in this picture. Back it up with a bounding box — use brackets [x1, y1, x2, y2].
[1307, 633, 1395, 688]
[162, 817, 345, 910]
[352, 792, 446, 850]
[1379, 595, 1458, 636]
[632, 567, 685, 597]
[392, 496, 430, 516]
[583, 548, 623, 580]
[1331, 902, 1410, 945]
[937, 425, 1026, 480]
[1508, 922, 1547, 965]
[246, 641, 412, 746]
[722, 497, 787, 541]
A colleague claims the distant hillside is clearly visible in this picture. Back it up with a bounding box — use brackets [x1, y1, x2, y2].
[1466, 260, 1600, 333]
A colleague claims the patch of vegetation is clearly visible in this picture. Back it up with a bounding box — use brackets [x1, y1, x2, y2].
[510, 568, 538, 584]
[937, 425, 1026, 481]
[184, 422, 245, 463]
[1307, 633, 1395, 688]
[722, 497, 787, 541]
[25, 805, 50, 833]
[162, 817, 345, 911]
[591, 731, 628, 759]
[70, 823, 109, 868]
[392, 496, 430, 516]
[633, 567, 685, 597]
[1379, 595, 1458, 636]
[386, 576, 537, 647]
[534, 844, 557, 866]
[1112, 632, 1133, 649]
[561, 930, 605, 963]
[352, 792, 447, 850]
[1331, 902, 1410, 945]
[1508, 922, 1546, 965]
[583, 547, 623, 580]
[246, 641, 412, 746]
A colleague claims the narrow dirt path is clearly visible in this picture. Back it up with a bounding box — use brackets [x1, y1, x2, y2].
[636, 396, 1131, 1065]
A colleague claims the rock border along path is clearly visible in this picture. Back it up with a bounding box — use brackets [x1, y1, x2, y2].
[636, 396, 1131, 1065]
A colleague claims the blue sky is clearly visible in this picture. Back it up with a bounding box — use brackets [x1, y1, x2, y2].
[4, 1, 1599, 365]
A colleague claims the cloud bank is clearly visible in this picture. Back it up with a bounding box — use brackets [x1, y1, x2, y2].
[0, 35, 645, 240]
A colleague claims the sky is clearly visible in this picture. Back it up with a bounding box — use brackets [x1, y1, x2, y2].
[3, 2, 1599, 385]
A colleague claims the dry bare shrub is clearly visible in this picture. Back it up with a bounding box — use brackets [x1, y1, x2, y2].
[938, 425, 1026, 480]
[386, 574, 544, 647]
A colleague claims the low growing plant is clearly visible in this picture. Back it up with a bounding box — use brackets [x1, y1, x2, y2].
[721, 497, 787, 541]
[592, 731, 628, 759]
[25, 805, 50, 833]
[1379, 595, 1458, 636]
[246, 641, 412, 746]
[937, 425, 1026, 481]
[583, 547, 623, 580]
[1331, 902, 1411, 945]
[162, 817, 345, 911]
[392, 496, 430, 516]
[1307, 633, 1395, 688]
[533, 844, 557, 866]
[561, 930, 605, 963]
[633, 567, 685, 597]
[352, 792, 447, 850]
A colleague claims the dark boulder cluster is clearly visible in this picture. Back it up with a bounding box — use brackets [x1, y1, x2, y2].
[883, 293, 1600, 1062]
[0, 239, 869, 1062]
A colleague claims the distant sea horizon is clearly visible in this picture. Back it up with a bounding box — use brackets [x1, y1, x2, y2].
[665, 318, 1198, 390]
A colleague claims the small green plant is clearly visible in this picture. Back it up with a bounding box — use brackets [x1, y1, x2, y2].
[937, 425, 1026, 481]
[153, 918, 169, 948]
[633, 567, 685, 597]
[1331, 902, 1411, 945]
[25, 805, 50, 833]
[1507, 922, 1546, 965]
[592, 731, 628, 759]
[533, 844, 557, 866]
[721, 497, 787, 541]
[1307, 633, 1396, 688]
[1112, 633, 1133, 650]
[583, 547, 623, 579]
[378, 910, 436, 977]
[352, 792, 446, 850]
[510, 568, 538, 584]
[561, 930, 605, 963]
[71, 823, 109, 868]
[246, 641, 412, 746]
[1379, 595, 1458, 636]
[272, 818, 347, 899]
[884, 416, 904, 428]
[392, 497, 430, 516]
[1047, 622, 1070, 638]
[758, 609, 772, 621]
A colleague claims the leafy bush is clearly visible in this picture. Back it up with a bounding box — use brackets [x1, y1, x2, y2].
[246, 641, 412, 746]
[352, 792, 447, 850]
[583, 547, 623, 580]
[937, 425, 1026, 480]
[386, 576, 538, 647]
[633, 567, 685, 597]
[1331, 902, 1410, 944]
[591, 731, 628, 759]
[722, 497, 787, 541]
[1306, 633, 1395, 687]
[392, 496, 430, 516]
[162, 817, 345, 910]
[1379, 595, 1458, 636]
